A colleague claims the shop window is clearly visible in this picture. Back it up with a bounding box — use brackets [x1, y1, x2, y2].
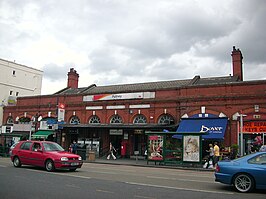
[69, 116, 80, 124]
[110, 115, 123, 124]
[158, 114, 174, 124]
[133, 115, 147, 124]
[89, 116, 101, 124]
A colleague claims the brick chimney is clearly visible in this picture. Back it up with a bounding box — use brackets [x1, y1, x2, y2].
[67, 68, 79, 89]
[231, 46, 243, 81]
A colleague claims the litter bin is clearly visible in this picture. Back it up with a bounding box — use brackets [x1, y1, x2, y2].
[87, 150, 95, 161]
[77, 149, 86, 160]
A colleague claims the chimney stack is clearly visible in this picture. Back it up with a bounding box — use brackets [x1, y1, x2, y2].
[67, 68, 79, 89]
[231, 46, 243, 81]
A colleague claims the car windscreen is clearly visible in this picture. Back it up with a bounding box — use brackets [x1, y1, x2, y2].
[11, 142, 18, 148]
[43, 142, 64, 151]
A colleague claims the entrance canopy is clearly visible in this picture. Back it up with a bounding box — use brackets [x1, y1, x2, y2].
[31, 130, 54, 139]
[173, 117, 228, 139]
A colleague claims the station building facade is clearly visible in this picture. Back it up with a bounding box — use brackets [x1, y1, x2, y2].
[2, 47, 266, 158]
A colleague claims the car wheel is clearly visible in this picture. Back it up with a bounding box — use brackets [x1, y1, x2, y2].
[233, 173, 255, 193]
[13, 156, 21, 167]
[45, 159, 55, 172]
[69, 168, 77, 172]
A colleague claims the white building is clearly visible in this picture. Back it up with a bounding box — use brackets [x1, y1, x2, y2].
[0, 58, 43, 128]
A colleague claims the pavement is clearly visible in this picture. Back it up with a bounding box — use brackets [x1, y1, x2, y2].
[84, 157, 215, 172]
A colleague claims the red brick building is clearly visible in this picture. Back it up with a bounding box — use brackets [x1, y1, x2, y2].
[2, 46, 266, 158]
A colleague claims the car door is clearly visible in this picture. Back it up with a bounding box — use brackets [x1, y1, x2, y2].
[247, 153, 266, 187]
[17, 141, 32, 165]
[30, 142, 46, 167]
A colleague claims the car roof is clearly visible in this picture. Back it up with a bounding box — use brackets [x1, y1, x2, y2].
[19, 140, 56, 144]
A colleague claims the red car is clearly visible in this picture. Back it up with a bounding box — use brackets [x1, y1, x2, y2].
[10, 140, 83, 172]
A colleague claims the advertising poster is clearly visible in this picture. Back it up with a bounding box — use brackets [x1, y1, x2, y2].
[148, 135, 164, 161]
[183, 135, 200, 162]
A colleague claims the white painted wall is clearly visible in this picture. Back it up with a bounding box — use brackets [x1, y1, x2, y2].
[0, 58, 43, 126]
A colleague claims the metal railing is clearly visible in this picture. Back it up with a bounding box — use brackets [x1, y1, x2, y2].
[0, 146, 10, 157]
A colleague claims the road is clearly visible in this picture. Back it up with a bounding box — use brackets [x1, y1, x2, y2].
[0, 157, 265, 199]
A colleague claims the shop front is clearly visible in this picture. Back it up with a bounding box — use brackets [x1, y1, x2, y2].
[58, 123, 170, 159]
[173, 117, 229, 160]
[146, 131, 182, 165]
[31, 130, 56, 141]
[243, 121, 266, 154]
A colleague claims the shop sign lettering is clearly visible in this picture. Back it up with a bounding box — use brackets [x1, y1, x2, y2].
[243, 121, 266, 133]
[200, 125, 223, 133]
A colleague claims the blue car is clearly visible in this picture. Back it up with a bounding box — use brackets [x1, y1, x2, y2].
[215, 152, 266, 193]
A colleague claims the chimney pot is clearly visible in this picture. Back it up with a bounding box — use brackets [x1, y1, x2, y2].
[67, 68, 79, 89]
[231, 46, 243, 81]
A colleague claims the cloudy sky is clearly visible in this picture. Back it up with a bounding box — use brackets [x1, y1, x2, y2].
[1, 0, 266, 95]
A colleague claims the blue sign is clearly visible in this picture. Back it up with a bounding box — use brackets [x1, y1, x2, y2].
[173, 118, 228, 139]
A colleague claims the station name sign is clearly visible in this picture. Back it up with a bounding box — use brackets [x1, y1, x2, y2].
[83, 92, 155, 102]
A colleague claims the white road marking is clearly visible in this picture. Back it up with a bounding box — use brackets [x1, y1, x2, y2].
[25, 168, 92, 179]
[23, 167, 226, 195]
[96, 189, 114, 194]
[87, 170, 118, 175]
[66, 184, 81, 189]
[146, 176, 213, 183]
[134, 195, 156, 199]
[84, 165, 137, 173]
[0, 165, 7, 168]
[125, 182, 234, 195]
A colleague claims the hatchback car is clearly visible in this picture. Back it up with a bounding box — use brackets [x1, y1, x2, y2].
[215, 152, 266, 193]
[10, 141, 83, 172]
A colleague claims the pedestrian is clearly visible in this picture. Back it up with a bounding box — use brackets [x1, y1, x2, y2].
[107, 142, 116, 160]
[68, 144, 73, 153]
[71, 141, 78, 154]
[206, 144, 214, 168]
[213, 142, 220, 168]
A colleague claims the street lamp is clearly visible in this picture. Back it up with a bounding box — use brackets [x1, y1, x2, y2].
[239, 113, 247, 156]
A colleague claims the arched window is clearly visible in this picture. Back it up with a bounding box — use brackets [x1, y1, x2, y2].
[69, 116, 80, 124]
[89, 116, 101, 124]
[133, 115, 147, 124]
[6, 117, 14, 124]
[110, 115, 123, 124]
[158, 114, 174, 124]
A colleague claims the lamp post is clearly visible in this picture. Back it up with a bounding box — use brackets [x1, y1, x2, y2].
[239, 114, 247, 156]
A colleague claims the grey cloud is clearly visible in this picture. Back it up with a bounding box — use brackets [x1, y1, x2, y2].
[42, 63, 70, 82]
[1, 0, 266, 94]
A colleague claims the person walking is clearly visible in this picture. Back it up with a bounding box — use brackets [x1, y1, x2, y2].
[213, 142, 220, 168]
[206, 143, 214, 168]
[71, 141, 78, 154]
[107, 142, 116, 160]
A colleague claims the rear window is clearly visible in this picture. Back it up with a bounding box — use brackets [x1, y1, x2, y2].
[20, 142, 32, 150]
[248, 154, 266, 165]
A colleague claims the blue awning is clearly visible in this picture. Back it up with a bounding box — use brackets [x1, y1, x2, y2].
[173, 118, 228, 139]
